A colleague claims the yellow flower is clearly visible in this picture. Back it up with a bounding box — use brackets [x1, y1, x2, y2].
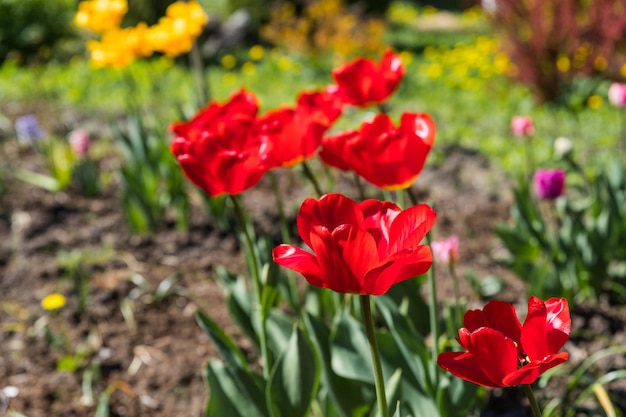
[587, 94, 602, 109]
[165, 1, 208, 37]
[88, 24, 152, 68]
[242, 61, 256, 76]
[249, 45, 265, 61]
[146, 1, 208, 57]
[556, 55, 571, 73]
[221, 54, 237, 69]
[74, 0, 128, 33]
[42, 293, 66, 311]
[593, 56, 608, 71]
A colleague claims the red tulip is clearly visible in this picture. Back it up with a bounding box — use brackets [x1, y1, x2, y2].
[272, 193, 436, 295]
[256, 90, 343, 168]
[170, 89, 271, 196]
[331, 48, 405, 107]
[320, 112, 435, 190]
[437, 296, 570, 388]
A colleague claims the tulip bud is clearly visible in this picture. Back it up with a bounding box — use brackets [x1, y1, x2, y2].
[431, 236, 460, 266]
[511, 116, 534, 137]
[533, 169, 565, 200]
[608, 82, 626, 108]
[68, 128, 91, 157]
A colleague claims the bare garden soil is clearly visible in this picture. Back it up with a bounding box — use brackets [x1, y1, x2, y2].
[1, 127, 626, 416]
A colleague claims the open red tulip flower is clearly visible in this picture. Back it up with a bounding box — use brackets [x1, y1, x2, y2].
[170, 89, 272, 196]
[272, 193, 437, 295]
[331, 48, 405, 107]
[320, 112, 436, 190]
[438, 296, 571, 388]
[256, 90, 343, 168]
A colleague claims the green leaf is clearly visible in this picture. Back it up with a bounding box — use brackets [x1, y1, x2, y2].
[195, 311, 248, 370]
[204, 360, 268, 417]
[14, 168, 61, 191]
[267, 326, 320, 417]
[330, 310, 373, 384]
[215, 267, 256, 344]
[265, 309, 294, 357]
[304, 312, 373, 417]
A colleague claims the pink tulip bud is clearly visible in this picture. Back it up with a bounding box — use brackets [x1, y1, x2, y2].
[533, 169, 565, 200]
[68, 129, 91, 157]
[431, 236, 460, 266]
[608, 82, 626, 108]
[511, 116, 534, 137]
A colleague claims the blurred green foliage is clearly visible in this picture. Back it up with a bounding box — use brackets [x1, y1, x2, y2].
[0, 0, 77, 63]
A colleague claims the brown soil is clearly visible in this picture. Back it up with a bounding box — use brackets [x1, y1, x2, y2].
[1, 130, 625, 417]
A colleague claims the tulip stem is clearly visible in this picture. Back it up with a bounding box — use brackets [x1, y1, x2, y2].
[360, 294, 389, 417]
[269, 171, 301, 310]
[230, 194, 272, 378]
[449, 263, 463, 328]
[189, 40, 210, 107]
[426, 233, 439, 390]
[523, 384, 543, 417]
[300, 160, 324, 198]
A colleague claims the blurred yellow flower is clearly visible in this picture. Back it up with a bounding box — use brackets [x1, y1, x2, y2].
[145, 1, 207, 57]
[241, 62, 256, 76]
[621, 63, 626, 78]
[593, 56, 608, 71]
[87, 23, 153, 68]
[42, 293, 66, 311]
[221, 54, 237, 69]
[249, 45, 265, 61]
[165, 0, 208, 37]
[587, 94, 602, 109]
[74, 0, 128, 33]
[556, 55, 571, 72]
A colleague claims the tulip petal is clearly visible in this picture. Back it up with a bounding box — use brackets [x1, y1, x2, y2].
[272, 244, 325, 288]
[502, 352, 569, 386]
[387, 204, 437, 254]
[308, 226, 362, 293]
[464, 300, 522, 343]
[296, 194, 362, 248]
[438, 351, 504, 388]
[462, 327, 519, 387]
[545, 297, 571, 353]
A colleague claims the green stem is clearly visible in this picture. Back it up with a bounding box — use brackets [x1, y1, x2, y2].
[360, 295, 388, 417]
[354, 173, 367, 201]
[269, 171, 301, 309]
[189, 40, 210, 107]
[229, 194, 272, 378]
[300, 160, 324, 198]
[405, 187, 419, 207]
[523, 384, 543, 417]
[426, 233, 439, 389]
[524, 139, 535, 181]
[449, 264, 462, 328]
[395, 189, 406, 209]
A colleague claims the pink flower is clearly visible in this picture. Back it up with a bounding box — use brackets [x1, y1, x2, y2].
[533, 169, 565, 200]
[511, 116, 534, 137]
[68, 129, 91, 157]
[608, 82, 626, 108]
[431, 236, 459, 266]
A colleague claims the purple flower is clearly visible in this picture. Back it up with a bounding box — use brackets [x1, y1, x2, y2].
[533, 169, 565, 200]
[15, 114, 45, 142]
[511, 116, 534, 137]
